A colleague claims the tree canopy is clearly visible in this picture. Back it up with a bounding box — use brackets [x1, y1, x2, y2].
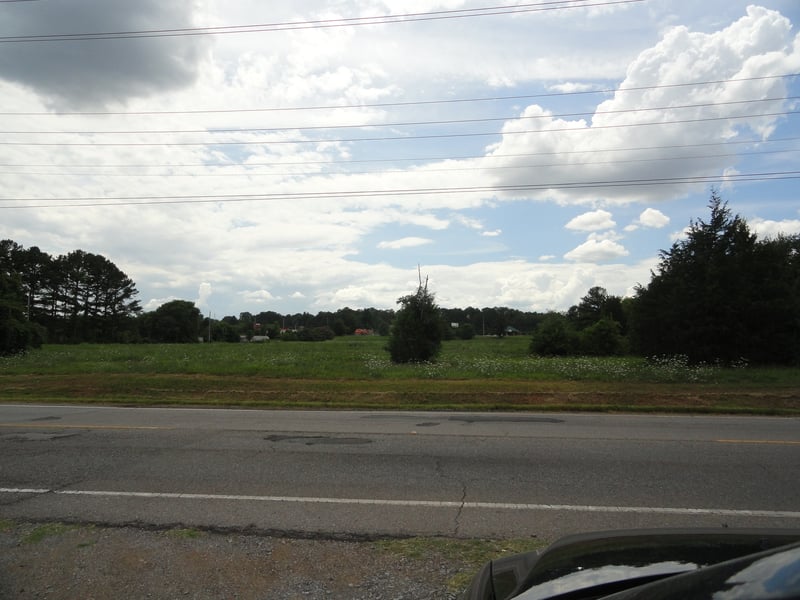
[630, 192, 800, 365]
[1, 240, 142, 345]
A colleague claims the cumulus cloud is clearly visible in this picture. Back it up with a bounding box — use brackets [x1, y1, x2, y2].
[564, 239, 629, 262]
[751, 218, 800, 238]
[638, 208, 670, 228]
[143, 296, 179, 312]
[485, 5, 800, 204]
[0, 0, 209, 108]
[627, 208, 671, 231]
[378, 237, 434, 249]
[242, 290, 277, 304]
[548, 82, 602, 93]
[566, 210, 616, 231]
[196, 282, 213, 311]
[481, 230, 502, 237]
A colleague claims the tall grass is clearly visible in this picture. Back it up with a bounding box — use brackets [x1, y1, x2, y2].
[1, 337, 797, 385]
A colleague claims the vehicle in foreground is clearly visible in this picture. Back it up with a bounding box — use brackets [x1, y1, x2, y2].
[460, 528, 800, 599]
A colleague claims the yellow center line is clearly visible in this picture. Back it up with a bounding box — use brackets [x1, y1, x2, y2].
[716, 439, 800, 446]
[0, 423, 173, 431]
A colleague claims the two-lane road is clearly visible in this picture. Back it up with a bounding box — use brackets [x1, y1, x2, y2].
[1, 405, 798, 539]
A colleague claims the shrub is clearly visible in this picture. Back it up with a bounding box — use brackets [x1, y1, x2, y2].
[529, 313, 578, 356]
[386, 277, 444, 363]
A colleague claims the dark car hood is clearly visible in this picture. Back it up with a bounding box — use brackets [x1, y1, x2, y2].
[461, 528, 800, 600]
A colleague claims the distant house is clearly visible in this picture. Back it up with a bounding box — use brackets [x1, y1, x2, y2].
[354, 328, 374, 336]
[505, 326, 522, 336]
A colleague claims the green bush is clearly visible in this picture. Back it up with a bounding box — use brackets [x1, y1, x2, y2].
[529, 313, 578, 356]
[386, 279, 444, 363]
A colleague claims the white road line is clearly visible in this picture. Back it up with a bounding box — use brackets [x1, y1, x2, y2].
[2, 487, 800, 519]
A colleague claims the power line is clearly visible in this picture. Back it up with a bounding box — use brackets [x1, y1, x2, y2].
[2, 110, 796, 147]
[2, 136, 798, 170]
[1, 73, 795, 117]
[3, 96, 794, 136]
[2, 148, 796, 179]
[2, 171, 798, 209]
[0, 0, 643, 43]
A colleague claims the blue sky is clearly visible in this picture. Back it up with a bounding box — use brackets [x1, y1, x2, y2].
[1, 1, 799, 317]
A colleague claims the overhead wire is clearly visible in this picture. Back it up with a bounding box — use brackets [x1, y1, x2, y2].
[2, 109, 797, 146]
[1, 96, 795, 136]
[2, 171, 798, 209]
[2, 148, 798, 179]
[0, 0, 644, 42]
[0, 47, 796, 209]
[3, 137, 799, 170]
[0, 73, 795, 117]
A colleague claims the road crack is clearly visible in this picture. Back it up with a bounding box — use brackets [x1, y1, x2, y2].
[454, 483, 467, 536]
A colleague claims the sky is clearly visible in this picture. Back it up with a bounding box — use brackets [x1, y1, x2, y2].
[1, 0, 799, 318]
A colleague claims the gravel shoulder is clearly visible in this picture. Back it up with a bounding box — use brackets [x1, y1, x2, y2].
[0, 521, 486, 599]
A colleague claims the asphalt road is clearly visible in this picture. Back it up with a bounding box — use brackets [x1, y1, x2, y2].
[1, 405, 799, 540]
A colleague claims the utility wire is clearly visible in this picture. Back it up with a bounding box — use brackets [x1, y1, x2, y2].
[2, 148, 796, 179]
[1, 171, 797, 209]
[1, 73, 795, 117]
[0, 0, 643, 43]
[3, 137, 797, 170]
[3, 96, 794, 136]
[2, 110, 796, 147]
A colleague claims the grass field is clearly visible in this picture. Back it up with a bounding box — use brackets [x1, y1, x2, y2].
[1, 336, 798, 414]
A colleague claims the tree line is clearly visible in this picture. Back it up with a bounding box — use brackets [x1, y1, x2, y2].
[528, 193, 800, 365]
[1, 240, 141, 351]
[390, 193, 800, 366]
[3, 192, 799, 364]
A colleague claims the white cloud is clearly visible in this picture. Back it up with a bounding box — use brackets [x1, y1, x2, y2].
[481, 229, 502, 237]
[566, 210, 616, 231]
[484, 5, 800, 205]
[588, 230, 623, 242]
[627, 208, 670, 231]
[377, 237, 434, 249]
[751, 218, 800, 238]
[638, 208, 670, 228]
[564, 239, 630, 262]
[721, 167, 742, 190]
[241, 290, 277, 304]
[548, 82, 602, 93]
[142, 296, 180, 312]
[670, 227, 692, 242]
[196, 282, 214, 311]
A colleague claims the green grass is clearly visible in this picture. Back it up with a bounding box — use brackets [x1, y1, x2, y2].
[22, 522, 78, 544]
[167, 527, 204, 539]
[376, 536, 546, 592]
[1, 337, 798, 413]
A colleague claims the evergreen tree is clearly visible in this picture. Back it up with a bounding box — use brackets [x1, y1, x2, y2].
[386, 276, 444, 363]
[630, 191, 800, 364]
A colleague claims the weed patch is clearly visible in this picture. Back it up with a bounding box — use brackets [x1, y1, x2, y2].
[375, 536, 545, 591]
[22, 522, 78, 544]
